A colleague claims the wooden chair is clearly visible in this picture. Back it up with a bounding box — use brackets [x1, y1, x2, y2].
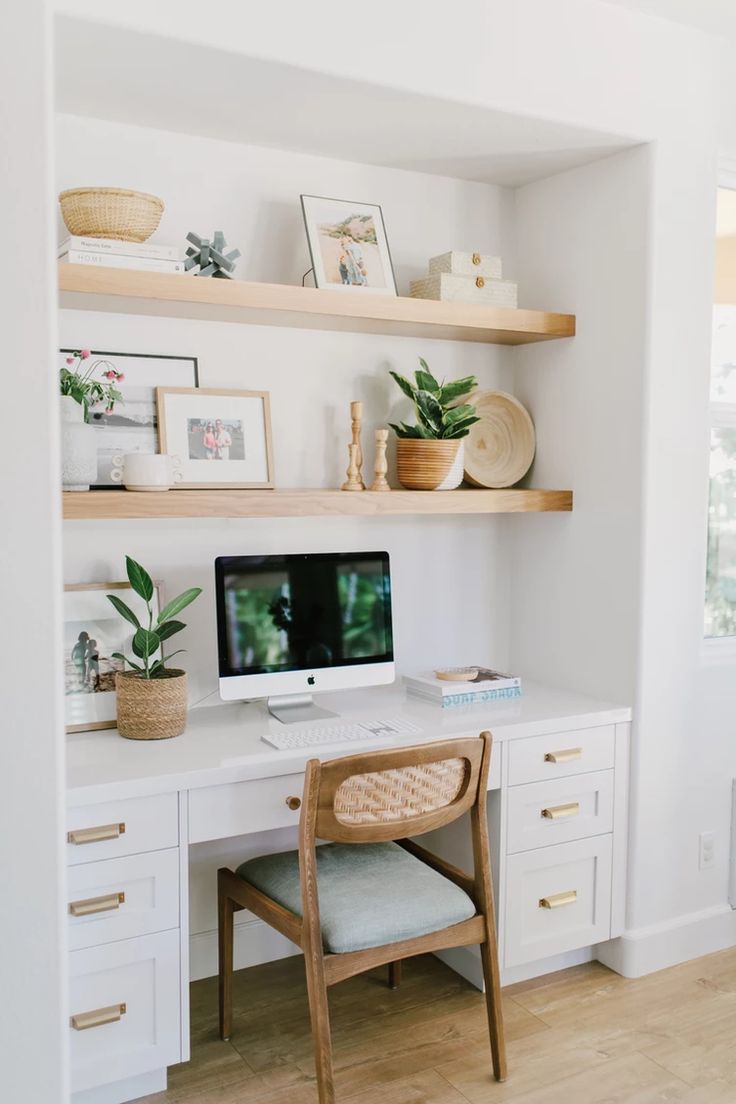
[217, 731, 506, 1102]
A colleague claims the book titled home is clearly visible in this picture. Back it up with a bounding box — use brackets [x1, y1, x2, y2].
[58, 235, 181, 261]
[404, 668, 522, 707]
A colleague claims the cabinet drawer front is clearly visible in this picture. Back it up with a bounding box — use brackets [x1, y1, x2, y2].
[507, 726, 615, 786]
[68, 849, 179, 951]
[69, 930, 181, 1093]
[506, 771, 614, 854]
[66, 794, 178, 865]
[504, 835, 612, 968]
[189, 773, 305, 844]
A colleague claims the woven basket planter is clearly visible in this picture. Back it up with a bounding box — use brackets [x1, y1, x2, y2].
[115, 669, 187, 740]
[59, 187, 164, 242]
[396, 439, 464, 490]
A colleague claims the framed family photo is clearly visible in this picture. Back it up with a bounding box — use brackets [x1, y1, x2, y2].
[300, 194, 397, 295]
[157, 387, 274, 488]
[58, 350, 199, 487]
[64, 580, 161, 732]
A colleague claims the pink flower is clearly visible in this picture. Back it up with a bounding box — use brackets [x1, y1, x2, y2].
[116, 372, 125, 381]
[104, 370, 116, 380]
[65, 356, 74, 365]
[105, 406, 114, 415]
[80, 349, 91, 359]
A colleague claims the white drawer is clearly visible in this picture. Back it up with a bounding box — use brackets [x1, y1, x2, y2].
[506, 771, 614, 854]
[189, 773, 305, 844]
[66, 793, 179, 865]
[507, 726, 615, 786]
[504, 835, 612, 968]
[69, 930, 181, 1093]
[67, 849, 180, 951]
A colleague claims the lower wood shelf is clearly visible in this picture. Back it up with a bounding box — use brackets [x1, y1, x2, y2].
[62, 487, 573, 520]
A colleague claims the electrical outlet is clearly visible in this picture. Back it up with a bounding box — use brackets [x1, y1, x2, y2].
[699, 831, 716, 870]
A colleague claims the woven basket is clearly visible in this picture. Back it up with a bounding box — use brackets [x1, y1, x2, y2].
[115, 669, 187, 740]
[396, 439, 464, 490]
[59, 187, 164, 242]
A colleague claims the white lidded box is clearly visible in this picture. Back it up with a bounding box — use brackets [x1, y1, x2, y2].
[429, 251, 502, 278]
[410, 272, 518, 308]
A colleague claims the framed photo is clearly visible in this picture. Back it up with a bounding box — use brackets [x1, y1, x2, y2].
[300, 194, 397, 295]
[58, 350, 199, 487]
[64, 581, 161, 733]
[157, 387, 274, 489]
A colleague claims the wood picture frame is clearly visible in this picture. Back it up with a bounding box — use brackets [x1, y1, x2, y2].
[156, 387, 274, 489]
[64, 580, 162, 733]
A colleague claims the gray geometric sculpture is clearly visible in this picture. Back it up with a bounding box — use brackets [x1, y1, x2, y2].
[184, 230, 241, 278]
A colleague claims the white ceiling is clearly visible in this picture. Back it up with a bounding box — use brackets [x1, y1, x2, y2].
[604, 0, 736, 40]
[54, 15, 634, 188]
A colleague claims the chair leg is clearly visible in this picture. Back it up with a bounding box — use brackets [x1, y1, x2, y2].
[480, 934, 507, 1082]
[303, 951, 335, 1104]
[217, 869, 235, 1041]
[388, 960, 402, 990]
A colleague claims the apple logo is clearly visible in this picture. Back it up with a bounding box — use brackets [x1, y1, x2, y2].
[307, 674, 315, 686]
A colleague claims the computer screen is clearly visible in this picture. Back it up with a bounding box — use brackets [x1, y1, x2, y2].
[215, 551, 394, 678]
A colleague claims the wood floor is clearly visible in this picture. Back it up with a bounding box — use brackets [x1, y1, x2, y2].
[140, 947, 736, 1103]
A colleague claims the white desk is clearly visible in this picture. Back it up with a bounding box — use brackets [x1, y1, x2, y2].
[66, 682, 631, 1104]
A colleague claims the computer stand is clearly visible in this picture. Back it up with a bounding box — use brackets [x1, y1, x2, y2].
[266, 694, 338, 725]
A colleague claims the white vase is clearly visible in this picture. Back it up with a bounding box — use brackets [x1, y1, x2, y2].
[60, 395, 97, 491]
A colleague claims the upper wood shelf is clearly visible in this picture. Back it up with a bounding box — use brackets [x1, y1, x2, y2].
[58, 264, 576, 346]
[62, 487, 573, 521]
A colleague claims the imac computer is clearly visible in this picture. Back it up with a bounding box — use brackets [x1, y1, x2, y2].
[215, 551, 395, 723]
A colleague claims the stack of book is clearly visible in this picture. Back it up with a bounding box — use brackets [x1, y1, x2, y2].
[58, 236, 184, 274]
[404, 667, 522, 709]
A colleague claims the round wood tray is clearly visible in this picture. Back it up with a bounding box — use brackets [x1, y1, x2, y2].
[464, 391, 535, 488]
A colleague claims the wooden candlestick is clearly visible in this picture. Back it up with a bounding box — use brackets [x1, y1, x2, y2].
[349, 400, 365, 490]
[369, 428, 390, 491]
[341, 443, 363, 491]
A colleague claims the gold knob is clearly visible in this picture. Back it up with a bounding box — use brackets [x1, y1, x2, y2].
[286, 796, 301, 811]
[475, 276, 485, 288]
[472, 252, 481, 265]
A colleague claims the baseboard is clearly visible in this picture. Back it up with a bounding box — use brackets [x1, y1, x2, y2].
[596, 904, 736, 978]
[435, 943, 594, 990]
[72, 1068, 166, 1104]
[190, 916, 299, 982]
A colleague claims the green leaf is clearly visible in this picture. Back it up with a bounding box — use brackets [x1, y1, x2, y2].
[438, 376, 478, 404]
[414, 390, 444, 436]
[157, 619, 186, 642]
[112, 652, 142, 672]
[389, 421, 433, 439]
[157, 587, 202, 624]
[388, 370, 417, 402]
[415, 358, 440, 394]
[106, 594, 141, 629]
[131, 627, 160, 660]
[126, 556, 154, 602]
[443, 416, 481, 439]
[442, 403, 478, 427]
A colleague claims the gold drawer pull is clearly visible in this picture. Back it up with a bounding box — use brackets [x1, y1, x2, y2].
[69, 892, 125, 917]
[70, 1003, 127, 1031]
[67, 822, 126, 846]
[539, 890, 578, 910]
[541, 802, 580, 820]
[475, 275, 485, 288]
[472, 252, 481, 265]
[544, 748, 582, 765]
[286, 796, 301, 811]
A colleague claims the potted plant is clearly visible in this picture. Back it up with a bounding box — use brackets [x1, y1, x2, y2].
[107, 556, 202, 740]
[389, 358, 481, 489]
[59, 350, 125, 491]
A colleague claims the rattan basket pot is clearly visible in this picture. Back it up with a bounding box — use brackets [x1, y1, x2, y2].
[115, 669, 187, 740]
[59, 187, 164, 242]
[396, 439, 464, 490]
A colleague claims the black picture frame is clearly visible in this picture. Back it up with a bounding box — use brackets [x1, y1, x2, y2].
[300, 194, 398, 296]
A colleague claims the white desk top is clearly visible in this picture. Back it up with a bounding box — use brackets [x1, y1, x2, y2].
[66, 682, 631, 807]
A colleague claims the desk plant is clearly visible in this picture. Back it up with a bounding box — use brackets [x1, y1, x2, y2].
[107, 556, 202, 740]
[389, 358, 480, 489]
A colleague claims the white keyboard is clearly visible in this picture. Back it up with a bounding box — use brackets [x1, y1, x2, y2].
[261, 717, 422, 752]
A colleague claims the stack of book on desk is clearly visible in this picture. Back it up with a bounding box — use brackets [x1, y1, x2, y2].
[58, 235, 185, 273]
[405, 667, 522, 709]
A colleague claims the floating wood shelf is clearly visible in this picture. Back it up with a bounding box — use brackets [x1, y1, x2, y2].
[58, 264, 575, 346]
[62, 488, 573, 520]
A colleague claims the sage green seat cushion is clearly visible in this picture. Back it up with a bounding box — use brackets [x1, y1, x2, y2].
[236, 841, 476, 955]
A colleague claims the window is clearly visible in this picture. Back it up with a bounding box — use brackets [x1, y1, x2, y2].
[705, 187, 736, 640]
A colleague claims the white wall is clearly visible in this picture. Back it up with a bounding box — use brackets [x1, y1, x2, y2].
[0, 2, 68, 1099]
[58, 113, 517, 952]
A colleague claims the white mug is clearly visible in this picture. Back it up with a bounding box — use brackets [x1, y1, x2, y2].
[110, 452, 183, 491]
